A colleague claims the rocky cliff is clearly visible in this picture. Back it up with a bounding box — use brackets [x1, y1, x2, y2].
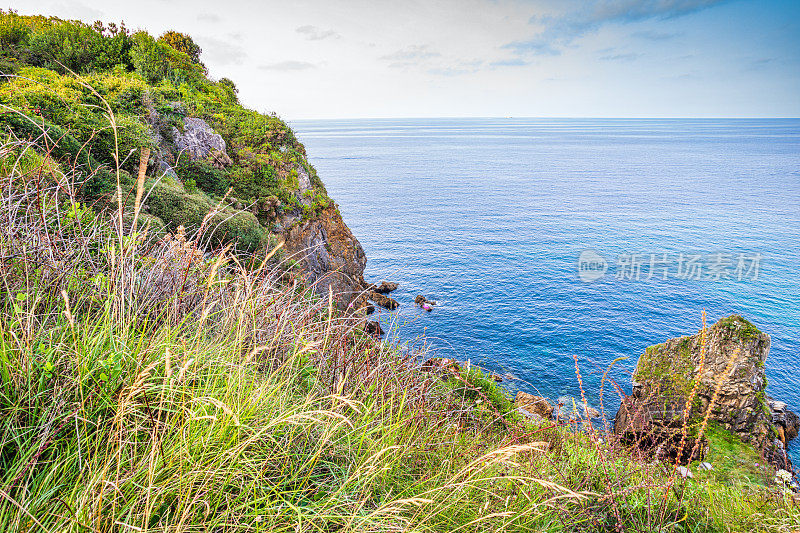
[615, 315, 796, 467]
[0, 17, 370, 311]
[146, 104, 368, 310]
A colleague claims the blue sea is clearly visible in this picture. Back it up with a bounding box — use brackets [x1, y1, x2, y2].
[292, 118, 800, 464]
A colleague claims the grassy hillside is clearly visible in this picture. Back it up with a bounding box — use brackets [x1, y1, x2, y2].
[1, 10, 799, 532]
[0, 10, 328, 255]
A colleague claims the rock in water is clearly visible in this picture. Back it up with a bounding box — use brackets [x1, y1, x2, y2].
[364, 321, 384, 336]
[373, 281, 399, 294]
[414, 295, 437, 307]
[369, 292, 399, 310]
[515, 392, 554, 419]
[615, 315, 788, 465]
[556, 396, 600, 420]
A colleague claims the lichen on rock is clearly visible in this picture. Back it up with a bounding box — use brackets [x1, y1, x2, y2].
[615, 315, 792, 467]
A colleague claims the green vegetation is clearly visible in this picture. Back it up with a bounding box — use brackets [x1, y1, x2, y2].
[716, 315, 762, 342]
[634, 338, 697, 400]
[0, 9, 328, 254]
[0, 10, 798, 532]
[696, 423, 767, 486]
[1, 149, 797, 532]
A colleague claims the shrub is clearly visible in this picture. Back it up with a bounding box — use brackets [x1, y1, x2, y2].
[130, 31, 204, 85]
[158, 30, 203, 65]
[146, 180, 269, 252]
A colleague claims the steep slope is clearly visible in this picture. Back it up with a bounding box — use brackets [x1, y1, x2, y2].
[0, 10, 367, 309]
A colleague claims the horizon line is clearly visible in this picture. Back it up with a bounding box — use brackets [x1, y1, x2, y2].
[287, 115, 800, 122]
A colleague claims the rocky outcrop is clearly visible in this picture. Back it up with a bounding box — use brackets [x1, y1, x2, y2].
[144, 105, 368, 312]
[371, 281, 398, 294]
[173, 117, 232, 167]
[282, 203, 368, 311]
[769, 399, 799, 446]
[364, 321, 384, 336]
[615, 315, 791, 465]
[414, 295, 437, 306]
[370, 292, 399, 310]
[421, 357, 461, 379]
[515, 392, 553, 420]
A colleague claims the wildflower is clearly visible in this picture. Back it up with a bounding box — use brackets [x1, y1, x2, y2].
[775, 469, 792, 485]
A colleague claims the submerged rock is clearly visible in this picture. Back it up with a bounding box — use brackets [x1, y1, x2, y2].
[556, 396, 600, 420]
[615, 315, 790, 466]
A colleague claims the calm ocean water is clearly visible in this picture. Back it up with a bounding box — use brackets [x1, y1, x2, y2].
[292, 118, 800, 463]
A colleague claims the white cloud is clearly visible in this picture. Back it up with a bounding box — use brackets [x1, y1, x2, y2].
[296, 25, 339, 41]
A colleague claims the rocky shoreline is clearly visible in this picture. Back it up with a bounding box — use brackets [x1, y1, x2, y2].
[419, 315, 798, 482]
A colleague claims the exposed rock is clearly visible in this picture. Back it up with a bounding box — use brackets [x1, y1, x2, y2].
[676, 466, 693, 479]
[364, 321, 384, 337]
[698, 462, 713, 471]
[141, 100, 367, 313]
[518, 409, 546, 424]
[370, 281, 399, 294]
[515, 392, 553, 420]
[414, 295, 437, 307]
[769, 399, 799, 444]
[282, 204, 368, 311]
[172, 117, 231, 165]
[615, 315, 786, 465]
[421, 358, 461, 379]
[370, 292, 399, 310]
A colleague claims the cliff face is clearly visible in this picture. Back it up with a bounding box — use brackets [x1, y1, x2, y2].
[282, 203, 367, 310]
[148, 106, 368, 310]
[615, 315, 794, 467]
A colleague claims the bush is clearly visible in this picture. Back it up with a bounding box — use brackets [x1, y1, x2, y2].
[175, 156, 229, 196]
[158, 31, 203, 65]
[130, 31, 204, 85]
[146, 180, 269, 252]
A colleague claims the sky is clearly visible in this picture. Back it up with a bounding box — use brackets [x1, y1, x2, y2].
[9, 0, 800, 119]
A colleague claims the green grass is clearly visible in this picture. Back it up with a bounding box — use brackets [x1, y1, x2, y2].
[0, 13, 799, 531]
[692, 423, 768, 486]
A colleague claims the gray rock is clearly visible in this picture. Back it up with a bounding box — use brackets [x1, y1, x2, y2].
[615, 315, 789, 467]
[769, 398, 799, 443]
[172, 118, 231, 167]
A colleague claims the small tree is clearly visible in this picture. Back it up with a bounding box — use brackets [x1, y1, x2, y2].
[158, 31, 201, 64]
